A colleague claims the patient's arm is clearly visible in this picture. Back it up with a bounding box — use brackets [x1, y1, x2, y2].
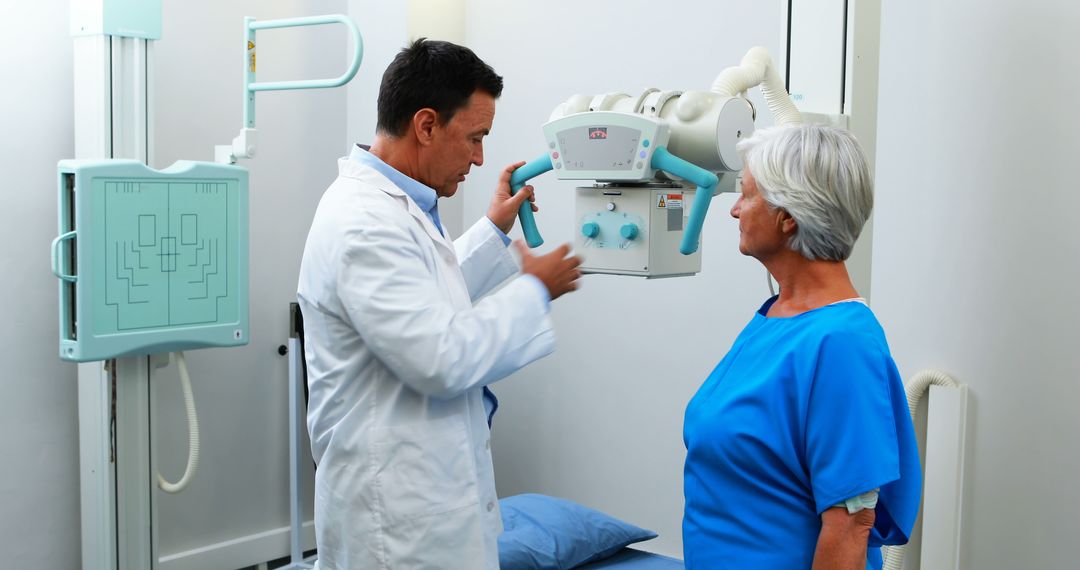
[811, 506, 875, 570]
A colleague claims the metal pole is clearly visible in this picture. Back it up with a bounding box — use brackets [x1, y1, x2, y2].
[282, 303, 315, 569]
[288, 335, 304, 564]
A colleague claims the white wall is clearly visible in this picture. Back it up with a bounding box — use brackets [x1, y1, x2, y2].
[464, 0, 784, 557]
[0, 1, 79, 567]
[345, 0, 406, 179]
[872, 0, 1080, 568]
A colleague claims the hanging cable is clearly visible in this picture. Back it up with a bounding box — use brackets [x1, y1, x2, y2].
[157, 351, 201, 493]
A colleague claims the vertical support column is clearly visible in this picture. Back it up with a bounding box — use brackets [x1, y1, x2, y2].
[288, 327, 303, 563]
[72, 36, 112, 158]
[73, 32, 155, 570]
[110, 37, 150, 163]
[77, 355, 152, 570]
[73, 32, 120, 570]
[285, 303, 314, 569]
[115, 356, 153, 569]
[843, 0, 882, 301]
[77, 361, 118, 570]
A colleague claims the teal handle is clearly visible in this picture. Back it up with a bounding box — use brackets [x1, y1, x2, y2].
[243, 14, 364, 127]
[51, 231, 77, 283]
[650, 147, 719, 255]
[509, 154, 554, 248]
[248, 15, 363, 91]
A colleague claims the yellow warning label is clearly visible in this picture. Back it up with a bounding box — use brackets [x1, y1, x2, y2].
[249, 53, 256, 73]
[657, 195, 667, 208]
[248, 41, 255, 50]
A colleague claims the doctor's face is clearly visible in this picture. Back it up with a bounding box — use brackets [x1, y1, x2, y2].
[427, 91, 495, 198]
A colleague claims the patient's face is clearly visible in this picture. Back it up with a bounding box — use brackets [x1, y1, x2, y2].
[730, 169, 787, 259]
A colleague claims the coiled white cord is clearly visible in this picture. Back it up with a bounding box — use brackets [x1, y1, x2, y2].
[156, 351, 200, 493]
[881, 369, 959, 570]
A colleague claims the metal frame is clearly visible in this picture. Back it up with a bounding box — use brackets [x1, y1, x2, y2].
[74, 32, 157, 569]
[245, 15, 363, 125]
[217, 15, 363, 165]
[284, 304, 316, 569]
[70, 9, 356, 568]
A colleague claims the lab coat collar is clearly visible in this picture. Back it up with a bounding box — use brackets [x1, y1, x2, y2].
[349, 145, 441, 228]
[336, 157, 457, 256]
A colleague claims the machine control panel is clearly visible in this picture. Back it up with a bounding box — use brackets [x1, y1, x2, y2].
[543, 112, 670, 182]
[575, 185, 702, 278]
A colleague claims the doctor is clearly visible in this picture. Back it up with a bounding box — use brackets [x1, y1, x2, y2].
[297, 38, 581, 569]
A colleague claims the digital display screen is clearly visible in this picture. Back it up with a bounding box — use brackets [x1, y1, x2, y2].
[558, 125, 640, 171]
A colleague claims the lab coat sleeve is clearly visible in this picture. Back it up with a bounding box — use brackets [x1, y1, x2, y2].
[454, 217, 520, 301]
[338, 220, 555, 399]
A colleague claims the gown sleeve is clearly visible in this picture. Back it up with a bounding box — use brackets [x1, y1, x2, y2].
[804, 330, 922, 546]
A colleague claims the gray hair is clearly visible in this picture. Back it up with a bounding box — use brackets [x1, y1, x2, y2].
[735, 124, 873, 261]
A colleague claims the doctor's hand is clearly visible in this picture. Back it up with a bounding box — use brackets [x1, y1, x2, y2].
[487, 161, 538, 234]
[515, 241, 582, 301]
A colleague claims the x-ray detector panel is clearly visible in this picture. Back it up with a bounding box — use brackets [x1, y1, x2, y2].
[53, 160, 249, 361]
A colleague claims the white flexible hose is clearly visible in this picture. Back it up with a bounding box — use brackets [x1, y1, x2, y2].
[710, 47, 803, 126]
[157, 351, 200, 493]
[881, 369, 960, 570]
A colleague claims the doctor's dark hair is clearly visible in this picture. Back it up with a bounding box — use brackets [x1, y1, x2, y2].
[376, 38, 504, 137]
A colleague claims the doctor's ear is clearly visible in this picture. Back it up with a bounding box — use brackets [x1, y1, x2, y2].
[413, 108, 438, 146]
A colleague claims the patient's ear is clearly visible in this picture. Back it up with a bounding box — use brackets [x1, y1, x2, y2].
[778, 210, 797, 235]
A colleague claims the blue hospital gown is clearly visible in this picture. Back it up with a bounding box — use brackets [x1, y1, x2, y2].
[683, 297, 921, 569]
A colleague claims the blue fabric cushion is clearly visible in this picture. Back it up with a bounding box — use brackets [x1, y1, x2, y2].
[498, 493, 659, 569]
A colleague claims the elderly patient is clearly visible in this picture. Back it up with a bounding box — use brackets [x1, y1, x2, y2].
[682, 124, 921, 570]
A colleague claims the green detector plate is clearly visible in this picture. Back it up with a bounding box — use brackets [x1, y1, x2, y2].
[54, 160, 249, 362]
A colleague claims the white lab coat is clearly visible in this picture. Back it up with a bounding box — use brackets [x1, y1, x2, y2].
[297, 158, 555, 569]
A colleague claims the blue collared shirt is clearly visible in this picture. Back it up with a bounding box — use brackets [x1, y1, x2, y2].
[350, 145, 511, 245]
[350, 144, 533, 425]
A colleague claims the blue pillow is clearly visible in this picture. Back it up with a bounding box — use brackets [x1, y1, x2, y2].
[498, 493, 658, 569]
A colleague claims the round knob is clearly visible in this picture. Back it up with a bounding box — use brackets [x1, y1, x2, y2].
[620, 224, 639, 240]
[581, 222, 600, 239]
